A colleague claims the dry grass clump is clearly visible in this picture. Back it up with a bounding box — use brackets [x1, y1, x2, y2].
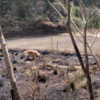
[92, 89, 100, 100]
[23, 65, 49, 100]
[32, 69, 49, 84]
[59, 69, 65, 78]
[76, 68, 85, 79]
[63, 82, 71, 93]
[68, 68, 86, 89]
[52, 58, 61, 63]
[43, 57, 50, 61]
[25, 64, 49, 84]
[0, 68, 3, 74]
[89, 66, 99, 74]
[23, 82, 41, 100]
[41, 63, 54, 71]
[75, 78, 87, 89]
[25, 69, 33, 77]
[96, 89, 100, 99]
[68, 64, 76, 71]
[98, 89, 100, 96]
[62, 68, 87, 99]
[68, 61, 77, 71]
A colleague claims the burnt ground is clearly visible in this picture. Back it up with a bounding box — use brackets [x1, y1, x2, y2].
[0, 49, 100, 100]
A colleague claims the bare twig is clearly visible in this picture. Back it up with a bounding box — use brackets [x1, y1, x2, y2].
[48, 0, 100, 70]
[50, 0, 100, 70]
[71, 0, 100, 69]
[73, 32, 84, 44]
[56, 0, 68, 13]
[67, 0, 86, 74]
[0, 26, 22, 100]
[47, 0, 66, 22]
[78, 0, 86, 24]
[84, 21, 94, 100]
[91, 31, 100, 47]
[87, 14, 97, 23]
[71, 0, 74, 15]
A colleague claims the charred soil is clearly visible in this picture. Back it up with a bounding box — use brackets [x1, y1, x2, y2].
[0, 49, 100, 100]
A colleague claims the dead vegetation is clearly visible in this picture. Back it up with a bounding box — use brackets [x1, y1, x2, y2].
[0, 49, 100, 100]
[22, 54, 100, 100]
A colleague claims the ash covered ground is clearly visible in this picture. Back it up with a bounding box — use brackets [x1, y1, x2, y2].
[0, 49, 100, 100]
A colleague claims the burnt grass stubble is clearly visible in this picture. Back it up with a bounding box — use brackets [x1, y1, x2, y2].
[0, 49, 100, 100]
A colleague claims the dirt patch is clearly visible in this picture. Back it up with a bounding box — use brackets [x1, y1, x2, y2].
[0, 49, 100, 100]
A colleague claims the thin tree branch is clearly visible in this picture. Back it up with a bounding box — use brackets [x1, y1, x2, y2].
[73, 32, 84, 44]
[84, 20, 94, 100]
[47, 0, 66, 22]
[56, 0, 68, 13]
[91, 31, 100, 47]
[71, 0, 74, 15]
[70, 1, 100, 69]
[48, 0, 100, 70]
[0, 26, 22, 100]
[78, 0, 86, 24]
[87, 14, 97, 23]
[67, 0, 86, 74]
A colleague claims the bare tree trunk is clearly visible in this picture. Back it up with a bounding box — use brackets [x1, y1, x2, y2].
[48, 0, 100, 70]
[67, 0, 86, 74]
[84, 24, 94, 100]
[78, 0, 100, 69]
[0, 26, 22, 100]
[67, 0, 94, 100]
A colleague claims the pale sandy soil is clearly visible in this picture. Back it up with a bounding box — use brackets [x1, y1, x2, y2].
[5, 33, 100, 54]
